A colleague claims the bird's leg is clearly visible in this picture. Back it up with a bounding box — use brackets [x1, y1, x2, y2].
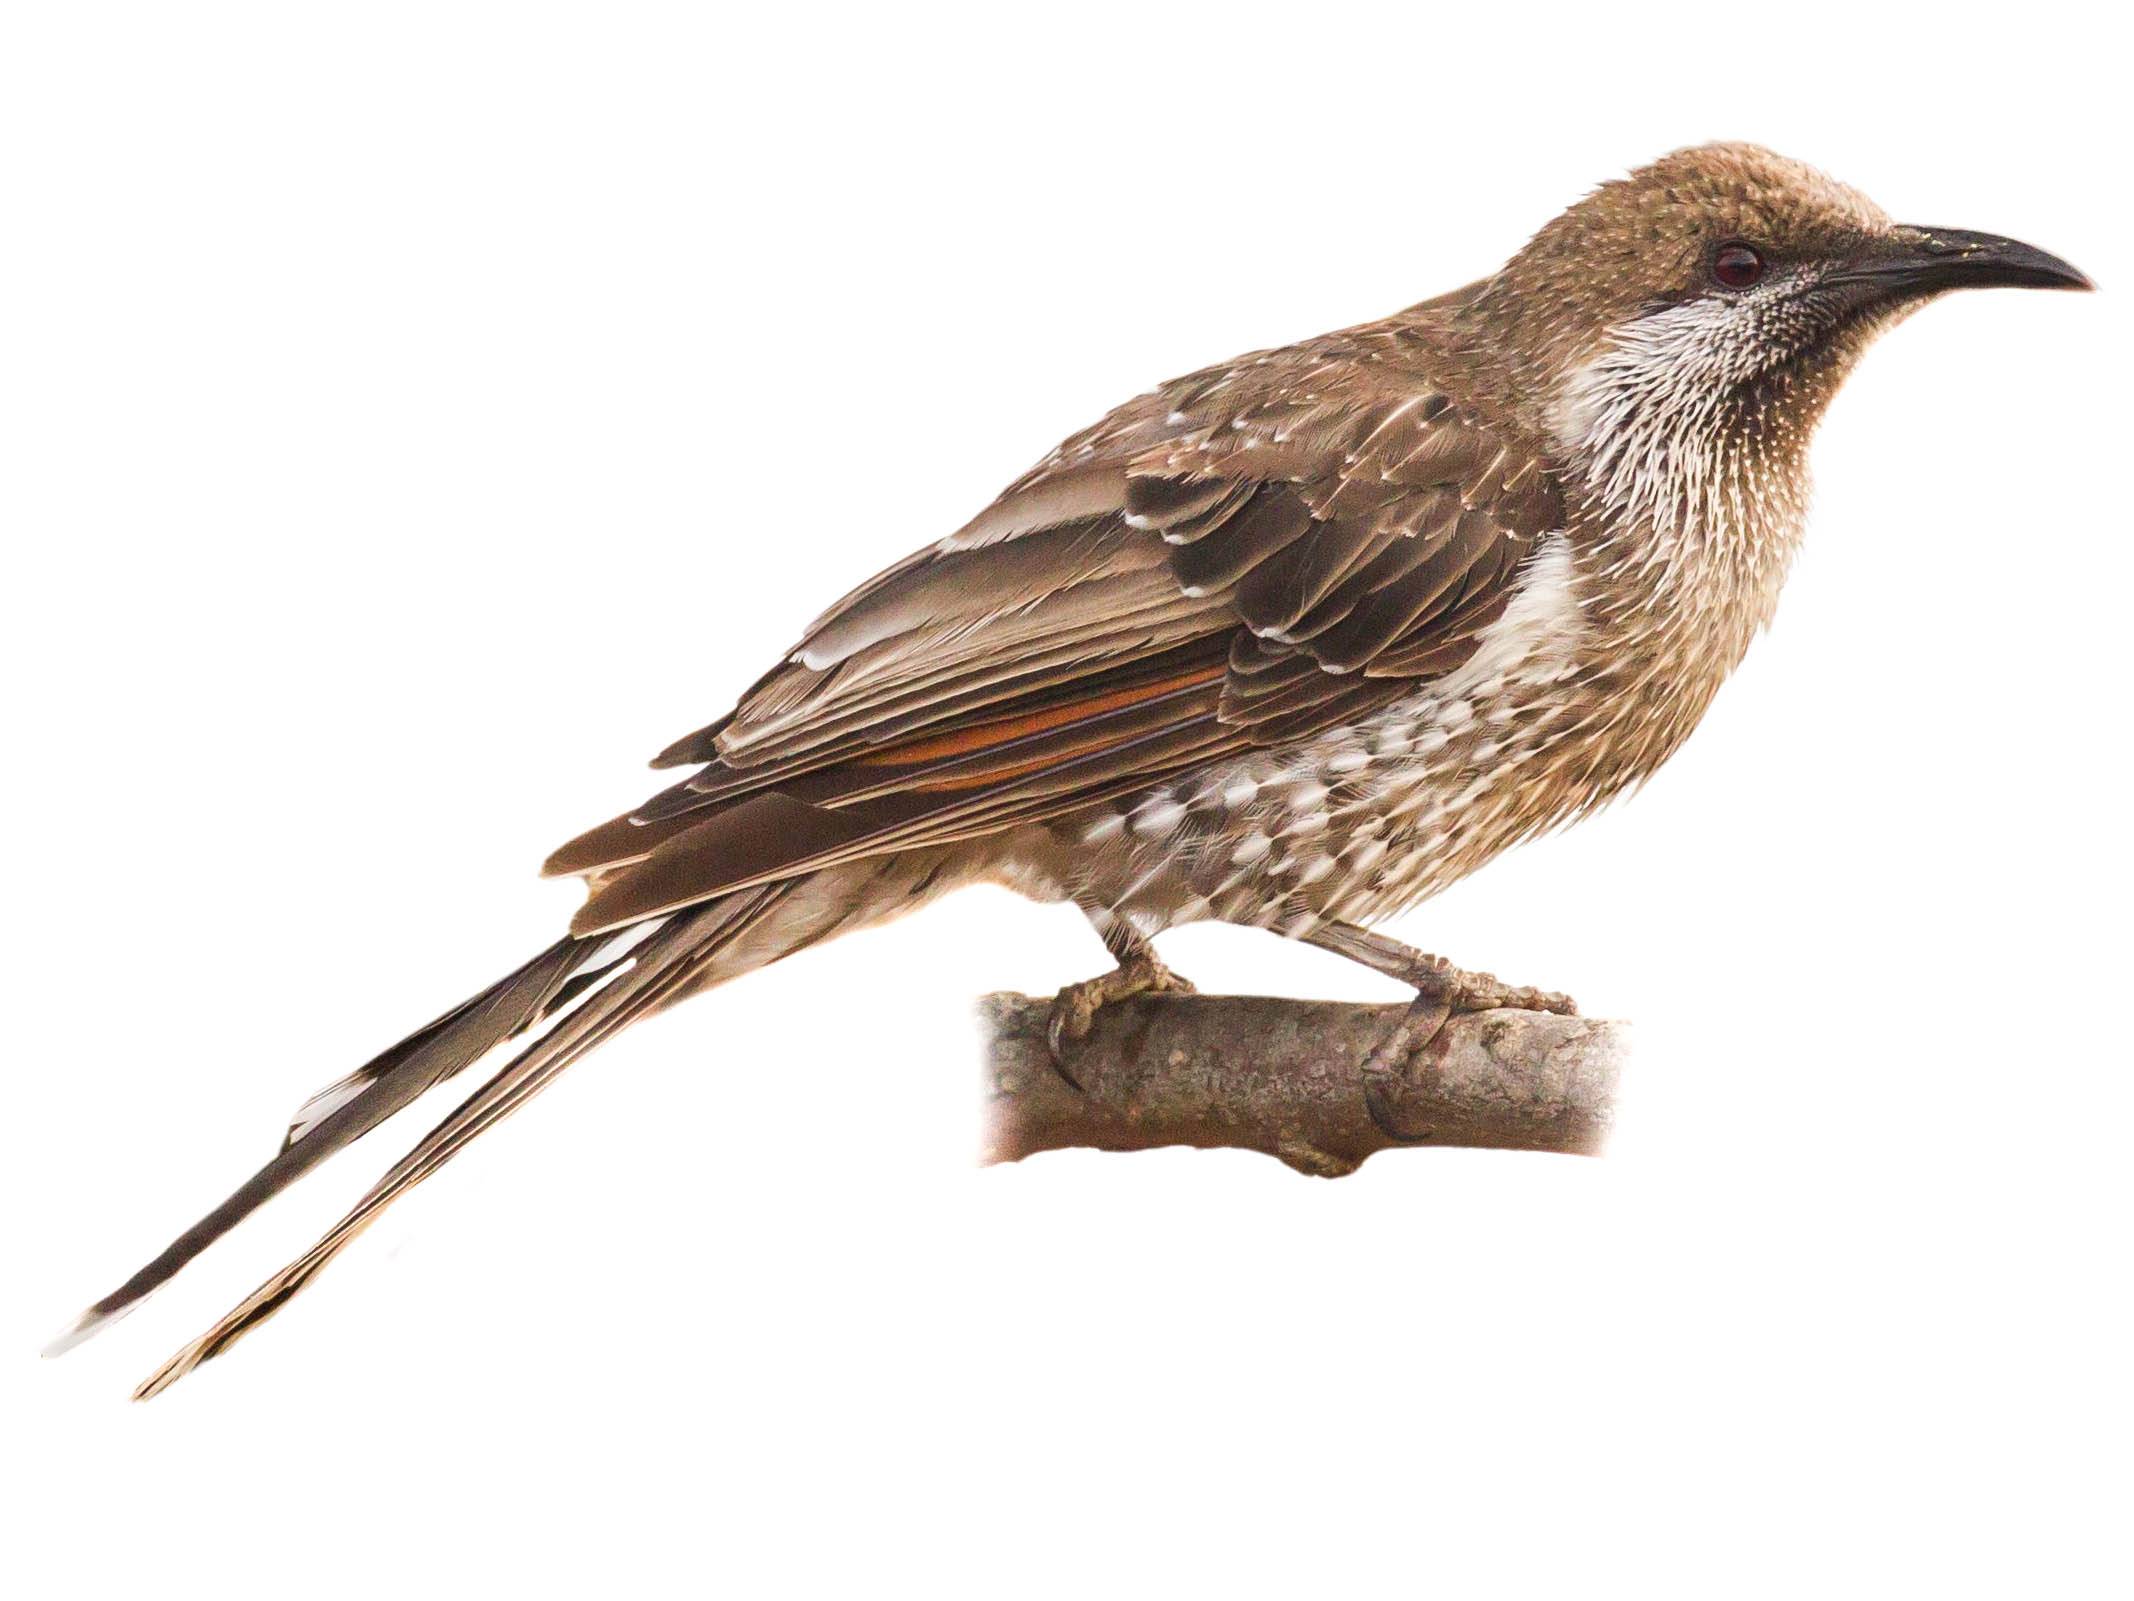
[1303, 921, 1576, 1141]
[1046, 918, 1195, 1090]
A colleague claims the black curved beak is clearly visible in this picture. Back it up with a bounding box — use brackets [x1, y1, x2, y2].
[1831, 226, 2094, 298]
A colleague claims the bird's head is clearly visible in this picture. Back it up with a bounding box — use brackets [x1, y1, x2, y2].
[1463, 143, 2090, 530]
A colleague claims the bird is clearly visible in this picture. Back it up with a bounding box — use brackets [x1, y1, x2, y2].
[50, 142, 2089, 1397]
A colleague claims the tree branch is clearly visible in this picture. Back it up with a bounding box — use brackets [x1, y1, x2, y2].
[979, 992, 1625, 1176]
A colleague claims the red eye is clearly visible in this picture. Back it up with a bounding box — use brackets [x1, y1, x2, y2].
[1712, 242, 1766, 290]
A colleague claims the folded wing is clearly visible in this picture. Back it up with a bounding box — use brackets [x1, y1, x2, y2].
[547, 319, 1563, 935]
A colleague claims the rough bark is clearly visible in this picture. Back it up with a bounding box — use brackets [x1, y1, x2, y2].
[979, 992, 1625, 1176]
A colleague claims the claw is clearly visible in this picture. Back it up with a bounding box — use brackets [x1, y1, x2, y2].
[1045, 996, 1094, 1093]
[1363, 1072, 1431, 1144]
[1044, 950, 1194, 1094]
[1356, 993, 1451, 1143]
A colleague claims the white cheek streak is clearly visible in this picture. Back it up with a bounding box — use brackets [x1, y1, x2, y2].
[1548, 287, 1819, 634]
[1551, 295, 1764, 538]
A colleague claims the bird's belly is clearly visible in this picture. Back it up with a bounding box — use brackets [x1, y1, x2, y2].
[1028, 674, 1606, 942]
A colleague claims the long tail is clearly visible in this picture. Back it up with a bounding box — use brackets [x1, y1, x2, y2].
[43, 932, 609, 1358]
[56, 852, 956, 1398]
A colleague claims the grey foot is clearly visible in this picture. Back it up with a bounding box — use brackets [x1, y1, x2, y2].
[1358, 993, 1455, 1143]
[1045, 949, 1196, 1093]
[1300, 922, 1576, 1141]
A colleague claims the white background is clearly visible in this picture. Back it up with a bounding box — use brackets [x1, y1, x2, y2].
[6, 4, 2127, 1596]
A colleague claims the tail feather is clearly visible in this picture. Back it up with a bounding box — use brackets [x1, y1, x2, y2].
[52, 848, 965, 1395]
[131, 890, 783, 1398]
[45, 934, 599, 1358]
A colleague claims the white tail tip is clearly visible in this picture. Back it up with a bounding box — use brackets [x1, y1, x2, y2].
[42, 1295, 145, 1358]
